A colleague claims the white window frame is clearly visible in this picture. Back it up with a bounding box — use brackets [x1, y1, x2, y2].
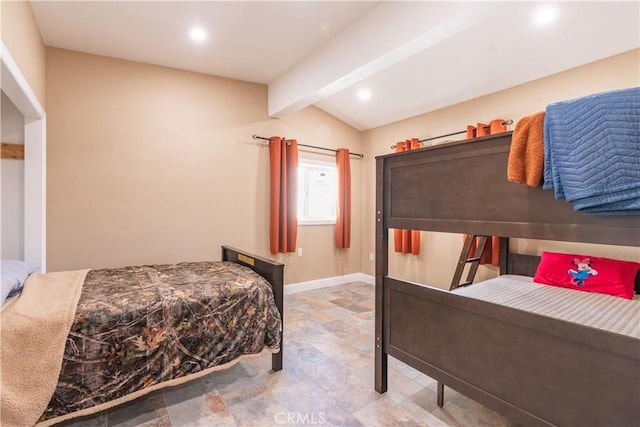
[297, 159, 337, 226]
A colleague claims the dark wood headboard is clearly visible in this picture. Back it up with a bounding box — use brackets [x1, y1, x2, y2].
[376, 132, 640, 246]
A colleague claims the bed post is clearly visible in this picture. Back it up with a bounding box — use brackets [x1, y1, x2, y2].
[267, 265, 284, 372]
[375, 157, 388, 393]
[221, 246, 284, 372]
[499, 237, 509, 275]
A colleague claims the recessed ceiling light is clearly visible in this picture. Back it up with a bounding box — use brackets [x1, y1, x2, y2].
[357, 88, 372, 102]
[532, 5, 558, 27]
[189, 27, 207, 43]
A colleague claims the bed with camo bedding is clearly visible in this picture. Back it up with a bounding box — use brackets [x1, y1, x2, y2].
[0, 246, 283, 426]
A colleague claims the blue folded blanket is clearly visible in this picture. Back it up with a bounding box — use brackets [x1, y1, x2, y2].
[543, 87, 640, 214]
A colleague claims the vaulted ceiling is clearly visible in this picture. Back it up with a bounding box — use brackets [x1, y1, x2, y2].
[31, 1, 640, 131]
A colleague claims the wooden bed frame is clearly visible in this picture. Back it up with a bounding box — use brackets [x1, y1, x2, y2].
[222, 245, 284, 371]
[374, 132, 640, 426]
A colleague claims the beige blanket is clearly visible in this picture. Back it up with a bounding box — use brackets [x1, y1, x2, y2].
[0, 269, 88, 427]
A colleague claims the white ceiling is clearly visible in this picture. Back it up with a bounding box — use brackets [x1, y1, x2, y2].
[30, 1, 640, 131]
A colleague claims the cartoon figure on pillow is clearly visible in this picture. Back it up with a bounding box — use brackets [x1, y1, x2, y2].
[568, 258, 598, 287]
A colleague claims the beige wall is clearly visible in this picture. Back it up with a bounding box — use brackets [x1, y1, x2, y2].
[33, 44, 640, 286]
[1, 0, 46, 106]
[45, 48, 363, 284]
[361, 49, 640, 288]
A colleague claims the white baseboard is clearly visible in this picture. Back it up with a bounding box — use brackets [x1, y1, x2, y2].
[285, 272, 374, 295]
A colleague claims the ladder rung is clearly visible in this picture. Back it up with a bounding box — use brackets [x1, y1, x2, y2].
[450, 234, 489, 291]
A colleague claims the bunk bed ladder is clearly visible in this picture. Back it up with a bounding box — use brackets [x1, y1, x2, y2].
[449, 234, 488, 291]
[439, 234, 490, 407]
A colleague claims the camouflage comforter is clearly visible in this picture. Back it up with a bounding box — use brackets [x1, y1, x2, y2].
[40, 261, 281, 421]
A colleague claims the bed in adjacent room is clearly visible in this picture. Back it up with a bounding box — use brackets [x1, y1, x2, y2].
[374, 128, 640, 426]
[0, 246, 283, 426]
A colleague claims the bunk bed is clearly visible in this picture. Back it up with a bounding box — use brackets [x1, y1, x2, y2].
[1, 246, 283, 426]
[375, 132, 640, 427]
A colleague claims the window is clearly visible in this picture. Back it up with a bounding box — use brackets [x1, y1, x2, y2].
[297, 160, 337, 225]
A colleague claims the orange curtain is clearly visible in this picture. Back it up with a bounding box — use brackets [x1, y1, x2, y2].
[466, 125, 477, 139]
[269, 137, 298, 254]
[466, 119, 507, 139]
[463, 118, 507, 265]
[335, 148, 351, 249]
[464, 235, 500, 267]
[393, 138, 421, 255]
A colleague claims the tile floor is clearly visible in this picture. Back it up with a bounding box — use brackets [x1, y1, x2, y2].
[56, 282, 518, 427]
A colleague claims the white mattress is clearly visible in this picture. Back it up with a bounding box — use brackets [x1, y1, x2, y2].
[452, 275, 640, 338]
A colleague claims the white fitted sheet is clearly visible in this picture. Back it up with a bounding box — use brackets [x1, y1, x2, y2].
[452, 275, 640, 338]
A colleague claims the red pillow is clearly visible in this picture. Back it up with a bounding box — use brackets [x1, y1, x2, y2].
[533, 251, 640, 299]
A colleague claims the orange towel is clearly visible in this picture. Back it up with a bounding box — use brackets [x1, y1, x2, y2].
[508, 111, 545, 187]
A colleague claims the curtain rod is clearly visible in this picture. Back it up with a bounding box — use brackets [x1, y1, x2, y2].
[390, 119, 513, 149]
[252, 135, 364, 158]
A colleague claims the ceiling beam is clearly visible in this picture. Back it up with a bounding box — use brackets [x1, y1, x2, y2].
[268, 2, 495, 120]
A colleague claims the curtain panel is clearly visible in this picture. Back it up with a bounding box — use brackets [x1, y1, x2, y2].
[393, 138, 421, 255]
[335, 148, 351, 249]
[463, 235, 501, 267]
[269, 137, 298, 254]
